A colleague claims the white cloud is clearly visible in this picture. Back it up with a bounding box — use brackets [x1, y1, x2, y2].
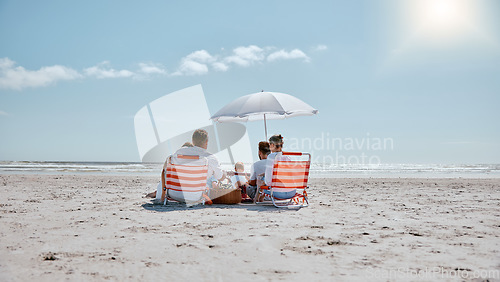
[171, 45, 310, 76]
[314, 44, 328, 51]
[185, 50, 215, 63]
[212, 62, 229, 72]
[267, 49, 310, 62]
[0, 57, 82, 90]
[0, 110, 8, 116]
[0, 58, 15, 69]
[138, 62, 166, 75]
[224, 45, 265, 67]
[172, 50, 216, 76]
[173, 60, 209, 76]
[1, 45, 312, 87]
[84, 61, 135, 79]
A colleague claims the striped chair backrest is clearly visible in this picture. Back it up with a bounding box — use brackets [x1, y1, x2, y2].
[165, 155, 208, 193]
[271, 152, 311, 190]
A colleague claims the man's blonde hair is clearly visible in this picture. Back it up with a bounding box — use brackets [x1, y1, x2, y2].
[192, 129, 208, 147]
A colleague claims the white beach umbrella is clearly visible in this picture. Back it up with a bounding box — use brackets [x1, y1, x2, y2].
[210, 91, 318, 140]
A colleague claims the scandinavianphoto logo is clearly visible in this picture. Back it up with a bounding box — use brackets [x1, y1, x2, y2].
[365, 266, 500, 280]
[133, 85, 253, 165]
[288, 132, 394, 166]
[133, 85, 394, 168]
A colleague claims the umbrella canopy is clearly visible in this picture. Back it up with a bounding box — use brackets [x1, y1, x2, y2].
[210, 91, 318, 139]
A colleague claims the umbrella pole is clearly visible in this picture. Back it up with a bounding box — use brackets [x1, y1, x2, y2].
[264, 114, 268, 141]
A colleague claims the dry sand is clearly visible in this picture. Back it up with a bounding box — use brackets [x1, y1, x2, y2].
[0, 174, 499, 281]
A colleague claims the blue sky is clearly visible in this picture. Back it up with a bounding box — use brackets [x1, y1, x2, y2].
[1, 0, 499, 164]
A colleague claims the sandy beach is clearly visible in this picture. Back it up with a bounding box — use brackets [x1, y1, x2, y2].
[0, 174, 499, 281]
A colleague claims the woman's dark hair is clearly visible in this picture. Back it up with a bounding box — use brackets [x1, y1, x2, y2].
[269, 134, 283, 144]
[258, 141, 270, 155]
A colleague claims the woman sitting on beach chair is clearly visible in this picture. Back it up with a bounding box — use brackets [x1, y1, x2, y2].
[254, 134, 310, 208]
[255, 152, 311, 208]
[264, 134, 294, 199]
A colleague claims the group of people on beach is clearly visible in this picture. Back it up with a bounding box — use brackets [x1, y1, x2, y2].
[149, 128, 292, 203]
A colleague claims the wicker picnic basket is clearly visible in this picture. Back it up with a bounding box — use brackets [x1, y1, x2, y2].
[209, 188, 241, 204]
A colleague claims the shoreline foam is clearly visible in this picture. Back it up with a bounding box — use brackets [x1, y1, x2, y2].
[1, 161, 499, 178]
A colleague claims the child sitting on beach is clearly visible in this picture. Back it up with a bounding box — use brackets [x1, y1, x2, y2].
[230, 162, 251, 200]
[230, 162, 249, 189]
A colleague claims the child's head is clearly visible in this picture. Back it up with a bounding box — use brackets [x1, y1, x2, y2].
[235, 162, 244, 172]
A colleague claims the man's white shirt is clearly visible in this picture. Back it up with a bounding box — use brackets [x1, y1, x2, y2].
[174, 146, 224, 180]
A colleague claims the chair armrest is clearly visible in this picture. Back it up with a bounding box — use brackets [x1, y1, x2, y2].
[282, 151, 303, 156]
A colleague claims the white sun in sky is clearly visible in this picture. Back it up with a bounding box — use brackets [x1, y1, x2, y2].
[407, 0, 478, 39]
[378, 0, 498, 72]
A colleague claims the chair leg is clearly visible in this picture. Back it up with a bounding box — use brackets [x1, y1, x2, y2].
[302, 188, 309, 207]
[269, 189, 307, 209]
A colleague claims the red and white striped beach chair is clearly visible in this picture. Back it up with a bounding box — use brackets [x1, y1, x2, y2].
[255, 152, 310, 208]
[161, 154, 211, 206]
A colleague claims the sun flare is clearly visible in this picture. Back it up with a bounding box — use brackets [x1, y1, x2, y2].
[409, 0, 476, 37]
[428, 0, 461, 25]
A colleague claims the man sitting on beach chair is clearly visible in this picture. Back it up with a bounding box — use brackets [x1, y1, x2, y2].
[246, 141, 270, 200]
[175, 129, 226, 184]
[154, 129, 227, 203]
[162, 154, 211, 205]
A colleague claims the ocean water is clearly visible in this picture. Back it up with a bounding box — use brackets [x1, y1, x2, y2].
[0, 161, 499, 178]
